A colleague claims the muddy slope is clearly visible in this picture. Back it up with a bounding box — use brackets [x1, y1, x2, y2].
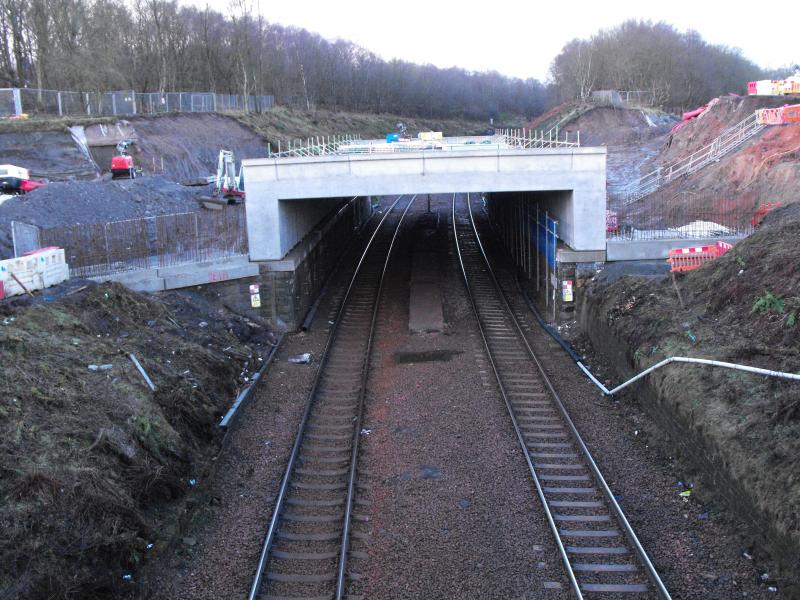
[580, 206, 800, 586]
[126, 114, 267, 181]
[0, 130, 98, 180]
[632, 95, 800, 208]
[0, 282, 274, 600]
[562, 106, 674, 146]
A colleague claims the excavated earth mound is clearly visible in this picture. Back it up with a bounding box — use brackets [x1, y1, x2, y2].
[0, 282, 274, 600]
[0, 130, 98, 180]
[582, 206, 800, 588]
[122, 113, 268, 182]
[642, 95, 800, 200]
[659, 95, 800, 166]
[0, 176, 204, 258]
[562, 106, 675, 146]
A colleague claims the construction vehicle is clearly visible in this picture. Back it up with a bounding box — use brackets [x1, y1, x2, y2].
[385, 122, 410, 143]
[200, 150, 245, 209]
[110, 140, 136, 179]
[0, 165, 46, 194]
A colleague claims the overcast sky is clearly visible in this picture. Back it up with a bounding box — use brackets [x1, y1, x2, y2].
[198, 0, 795, 80]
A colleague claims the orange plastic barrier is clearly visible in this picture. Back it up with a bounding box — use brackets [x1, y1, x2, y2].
[752, 202, 782, 227]
[668, 241, 733, 273]
[784, 105, 800, 123]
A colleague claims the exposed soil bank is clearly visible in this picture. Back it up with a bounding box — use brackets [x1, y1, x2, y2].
[233, 106, 487, 145]
[0, 282, 275, 599]
[579, 206, 800, 592]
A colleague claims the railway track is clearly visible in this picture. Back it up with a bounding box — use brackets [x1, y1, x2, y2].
[452, 193, 671, 599]
[248, 195, 415, 600]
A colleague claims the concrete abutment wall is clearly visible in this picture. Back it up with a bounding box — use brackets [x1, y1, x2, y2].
[196, 196, 372, 331]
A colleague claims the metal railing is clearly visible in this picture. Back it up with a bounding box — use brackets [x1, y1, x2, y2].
[607, 191, 757, 241]
[268, 134, 363, 157]
[495, 128, 581, 148]
[268, 128, 580, 159]
[12, 205, 248, 278]
[0, 88, 274, 118]
[618, 112, 765, 203]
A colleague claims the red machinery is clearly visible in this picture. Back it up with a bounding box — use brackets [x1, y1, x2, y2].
[0, 164, 46, 194]
[111, 140, 136, 179]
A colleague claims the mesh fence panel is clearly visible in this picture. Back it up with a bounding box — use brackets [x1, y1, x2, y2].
[36, 205, 248, 278]
[2, 88, 273, 117]
[0, 89, 17, 116]
[607, 191, 757, 240]
[11, 221, 41, 256]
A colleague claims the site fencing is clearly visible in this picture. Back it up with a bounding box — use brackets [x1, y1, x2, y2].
[607, 191, 758, 241]
[0, 88, 274, 118]
[12, 204, 248, 278]
[269, 129, 580, 158]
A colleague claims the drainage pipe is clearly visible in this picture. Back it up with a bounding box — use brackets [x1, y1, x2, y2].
[517, 280, 800, 396]
[579, 356, 800, 396]
[218, 336, 283, 429]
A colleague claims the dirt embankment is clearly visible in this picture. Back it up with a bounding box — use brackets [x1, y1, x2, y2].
[0, 130, 98, 181]
[0, 282, 275, 600]
[638, 95, 800, 207]
[580, 206, 800, 588]
[562, 106, 674, 146]
[234, 106, 487, 145]
[82, 114, 269, 183]
[526, 102, 675, 145]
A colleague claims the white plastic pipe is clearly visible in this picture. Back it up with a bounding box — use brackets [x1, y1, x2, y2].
[578, 356, 800, 396]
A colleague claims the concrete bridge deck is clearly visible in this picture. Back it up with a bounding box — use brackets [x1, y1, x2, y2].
[243, 143, 607, 261]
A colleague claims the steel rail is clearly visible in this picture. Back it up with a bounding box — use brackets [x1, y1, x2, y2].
[457, 192, 672, 598]
[451, 193, 582, 597]
[335, 195, 415, 599]
[247, 195, 411, 600]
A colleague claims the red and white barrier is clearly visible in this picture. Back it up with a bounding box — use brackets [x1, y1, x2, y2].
[667, 241, 733, 273]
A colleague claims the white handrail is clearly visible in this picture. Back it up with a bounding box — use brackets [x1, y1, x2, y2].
[619, 111, 765, 203]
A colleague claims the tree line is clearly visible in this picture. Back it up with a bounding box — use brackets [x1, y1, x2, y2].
[0, 2, 774, 119]
[0, 0, 548, 120]
[549, 20, 768, 111]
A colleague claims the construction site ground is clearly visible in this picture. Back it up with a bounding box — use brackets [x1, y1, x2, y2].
[0, 107, 487, 260]
[533, 100, 800, 592]
[619, 95, 800, 227]
[579, 204, 800, 593]
[2, 98, 799, 598]
[0, 281, 277, 599]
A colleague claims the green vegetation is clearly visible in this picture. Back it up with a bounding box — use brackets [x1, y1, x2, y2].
[752, 291, 785, 315]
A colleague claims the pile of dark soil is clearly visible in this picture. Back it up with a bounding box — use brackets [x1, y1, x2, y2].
[0, 175, 204, 258]
[583, 205, 800, 581]
[0, 282, 274, 599]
